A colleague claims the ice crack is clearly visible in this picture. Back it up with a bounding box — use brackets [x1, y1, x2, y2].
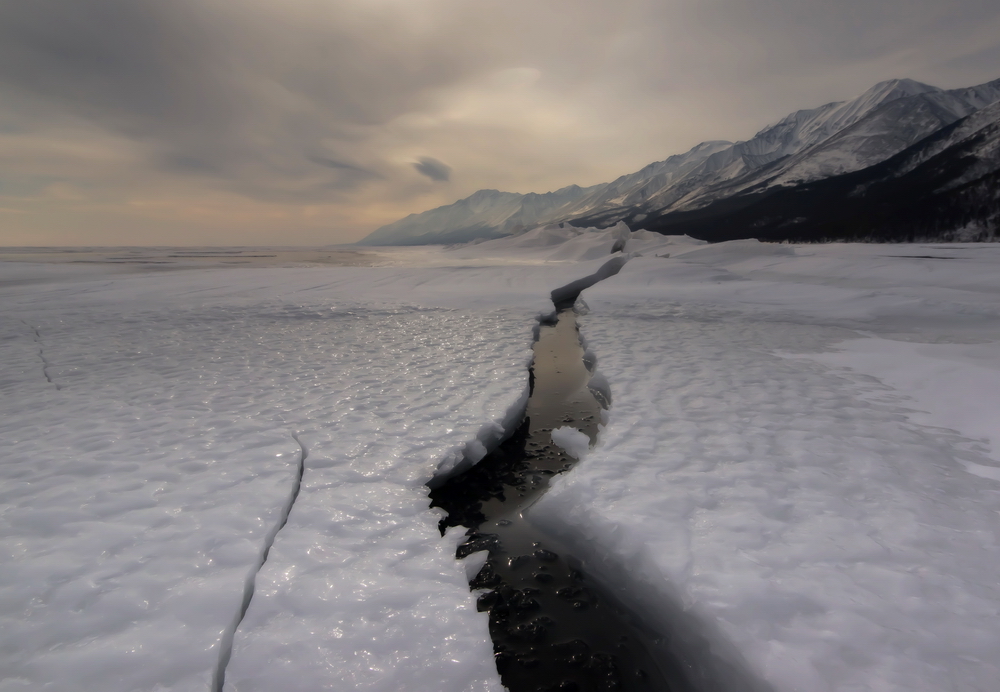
[23, 321, 61, 390]
[212, 431, 307, 692]
[427, 258, 698, 692]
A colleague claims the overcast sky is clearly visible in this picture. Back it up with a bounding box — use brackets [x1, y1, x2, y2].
[1, 0, 999, 246]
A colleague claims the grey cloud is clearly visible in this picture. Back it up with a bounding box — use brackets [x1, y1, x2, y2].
[0, 0, 998, 243]
[0, 0, 495, 201]
[413, 157, 452, 182]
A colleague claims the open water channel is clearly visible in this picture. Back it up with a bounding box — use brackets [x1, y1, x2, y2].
[429, 300, 695, 692]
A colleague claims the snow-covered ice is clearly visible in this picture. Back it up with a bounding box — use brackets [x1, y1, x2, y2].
[3, 235, 1000, 692]
[0, 257, 605, 692]
[529, 240, 1000, 691]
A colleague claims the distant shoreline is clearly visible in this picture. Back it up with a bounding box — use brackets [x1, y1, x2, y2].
[0, 247, 381, 269]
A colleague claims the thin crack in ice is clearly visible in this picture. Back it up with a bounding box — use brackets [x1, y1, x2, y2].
[23, 320, 61, 390]
[213, 431, 308, 692]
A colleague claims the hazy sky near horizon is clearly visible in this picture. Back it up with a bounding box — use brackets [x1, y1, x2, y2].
[2, 0, 999, 246]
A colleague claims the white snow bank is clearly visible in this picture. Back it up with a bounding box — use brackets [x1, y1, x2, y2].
[0, 259, 607, 692]
[528, 241, 1000, 692]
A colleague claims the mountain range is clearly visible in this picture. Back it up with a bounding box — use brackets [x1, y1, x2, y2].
[359, 76, 1000, 245]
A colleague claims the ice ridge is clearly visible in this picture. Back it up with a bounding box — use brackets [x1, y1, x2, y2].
[549, 253, 630, 310]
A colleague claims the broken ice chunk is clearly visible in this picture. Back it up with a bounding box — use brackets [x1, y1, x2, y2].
[550, 426, 590, 460]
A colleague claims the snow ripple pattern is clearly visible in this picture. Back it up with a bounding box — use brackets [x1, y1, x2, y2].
[0, 298, 531, 692]
[531, 301, 1000, 692]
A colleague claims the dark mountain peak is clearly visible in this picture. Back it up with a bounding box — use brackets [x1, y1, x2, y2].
[863, 78, 941, 100]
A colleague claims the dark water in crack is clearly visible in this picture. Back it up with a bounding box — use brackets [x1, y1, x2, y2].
[429, 309, 694, 692]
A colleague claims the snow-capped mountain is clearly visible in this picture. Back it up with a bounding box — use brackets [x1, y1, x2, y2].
[549, 140, 733, 218]
[579, 79, 948, 216]
[360, 184, 599, 246]
[359, 76, 1000, 245]
[567, 77, 1000, 228]
[638, 99, 1000, 242]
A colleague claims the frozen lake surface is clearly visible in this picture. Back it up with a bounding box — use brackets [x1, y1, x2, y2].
[2, 231, 1000, 691]
[534, 240, 1000, 691]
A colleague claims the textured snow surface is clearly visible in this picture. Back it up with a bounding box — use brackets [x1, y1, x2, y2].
[529, 241, 1000, 692]
[0, 260, 603, 692]
[6, 240, 1000, 692]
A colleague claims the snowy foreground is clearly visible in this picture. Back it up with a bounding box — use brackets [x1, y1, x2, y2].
[2, 229, 1000, 691]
